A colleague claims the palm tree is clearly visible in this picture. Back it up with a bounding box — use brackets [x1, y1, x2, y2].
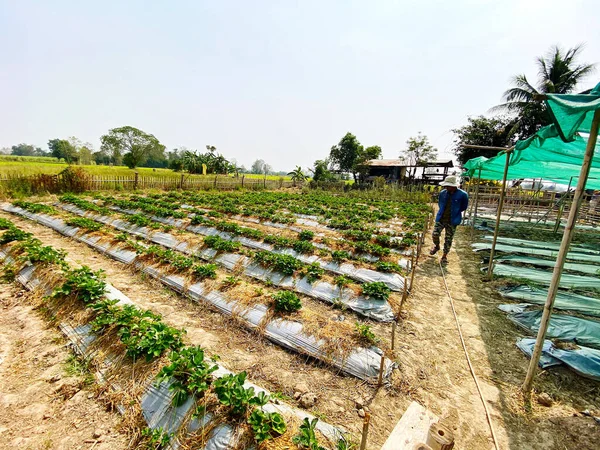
[287, 166, 307, 186]
[493, 45, 595, 138]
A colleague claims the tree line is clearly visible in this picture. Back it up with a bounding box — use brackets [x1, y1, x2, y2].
[2, 126, 278, 176]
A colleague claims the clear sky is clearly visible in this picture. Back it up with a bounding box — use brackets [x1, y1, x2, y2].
[1, 0, 598, 171]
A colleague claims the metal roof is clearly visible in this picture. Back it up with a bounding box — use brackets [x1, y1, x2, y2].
[364, 158, 453, 167]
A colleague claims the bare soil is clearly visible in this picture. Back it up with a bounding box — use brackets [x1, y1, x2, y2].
[0, 282, 128, 450]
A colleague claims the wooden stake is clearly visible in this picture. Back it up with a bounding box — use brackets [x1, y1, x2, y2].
[391, 321, 397, 351]
[409, 252, 417, 293]
[377, 354, 386, 387]
[486, 149, 513, 280]
[523, 109, 600, 394]
[359, 412, 371, 450]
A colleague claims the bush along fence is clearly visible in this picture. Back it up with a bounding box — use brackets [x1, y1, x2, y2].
[0, 167, 299, 195]
[0, 218, 350, 449]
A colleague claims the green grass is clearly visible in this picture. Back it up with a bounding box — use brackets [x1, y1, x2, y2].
[0, 158, 291, 180]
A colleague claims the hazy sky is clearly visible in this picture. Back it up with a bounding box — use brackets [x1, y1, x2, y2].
[1, 0, 598, 171]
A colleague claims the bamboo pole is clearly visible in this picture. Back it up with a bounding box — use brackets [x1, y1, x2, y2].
[486, 148, 514, 280]
[523, 109, 600, 394]
[471, 168, 482, 232]
[359, 412, 370, 450]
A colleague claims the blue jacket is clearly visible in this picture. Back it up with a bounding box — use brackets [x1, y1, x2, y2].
[436, 189, 469, 226]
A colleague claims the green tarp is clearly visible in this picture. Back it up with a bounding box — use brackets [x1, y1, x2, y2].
[500, 285, 600, 317]
[496, 255, 600, 276]
[481, 235, 600, 256]
[491, 263, 600, 290]
[464, 82, 600, 188]
[472, 242, 599, 263]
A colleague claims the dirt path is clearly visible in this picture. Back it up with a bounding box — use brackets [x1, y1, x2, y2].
[0, 282, 128, 450]
[370, 226, 600, 450]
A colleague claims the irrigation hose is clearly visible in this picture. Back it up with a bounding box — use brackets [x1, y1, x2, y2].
[437, 257, 501, 450]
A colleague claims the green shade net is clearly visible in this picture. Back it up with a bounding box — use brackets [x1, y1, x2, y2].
[464, 82, 600, 188]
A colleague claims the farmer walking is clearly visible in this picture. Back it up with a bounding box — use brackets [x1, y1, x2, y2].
[430, 175, 469, 265]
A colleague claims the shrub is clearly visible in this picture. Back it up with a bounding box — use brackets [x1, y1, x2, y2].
[272, 291, 302, 313]
[192, 264, 218, 280]
[361, 281, 391, 301]
[298, 230, 314, 241]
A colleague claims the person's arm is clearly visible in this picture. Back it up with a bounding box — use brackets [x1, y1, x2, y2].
[460, 192, 469, 212]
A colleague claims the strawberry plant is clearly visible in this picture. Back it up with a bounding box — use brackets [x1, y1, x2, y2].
[253, 251, 303, 276]
[355, 322, 379, 345]
[334, 275, 351, 289]
[361, 282, 391, 301]
[66, 217, 103, 232]
[140, 426, 172, 450]
[213, 371, 269, 417]
[203, 235, 240, 252]
[331, 250, 350, 263]
[0, 227, 32, 244]
[304, 262, 324, 283]
[298, 230, 314, 241]
[272, 291, 302, 313]
[155, 346, 218, 406]
[293, 240, 314, 254]
[248, 409, 287, 443]
[16, 239, 67, 267]
[13, 200, 56, 214]
[192, 263, 218, 280]
[51, 266, 106, 304]
[375, 261, 405, 274]
[221, 276, 240, 289]
[127, 214, 152, 227]
[292, 417, 325, 450]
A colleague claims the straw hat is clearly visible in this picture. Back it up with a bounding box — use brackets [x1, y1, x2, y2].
[440, 175, 459, 187]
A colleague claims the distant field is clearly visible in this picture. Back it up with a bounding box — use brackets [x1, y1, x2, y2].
[0, 158, 291, 180]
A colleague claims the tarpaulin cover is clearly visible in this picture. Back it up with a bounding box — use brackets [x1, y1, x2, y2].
[517, 338, 600, 381]
[472, 242, 598, 263]
[508, 310, 600, 349]
[500, 285, 600, 317]
[482, 236, 600, 256]
[496, 255, 600, 276]
[492, 263, 600, 289]
[463, 82, 600, 187]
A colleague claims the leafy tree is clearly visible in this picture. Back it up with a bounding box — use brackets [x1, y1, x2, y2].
[311, 159, 335, 182]
[287, 166, 307, 185]
[78, 145, 93, 165]
[329, 133, 382, 182]
[48, 139, 78, 163]
[329, 132, 363, 182]
[400, 133, 437, 180]
[11, 143, 43, 157]
[452, 116, 516, 165]
[493, 45, 596, 138]
[100, 126, 165, 169]
[251, 159, 271, 175]
[92, 149, 111, 165]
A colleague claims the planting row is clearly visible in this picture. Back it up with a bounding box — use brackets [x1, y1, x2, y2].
[88, 192, 420, 261]
[0, 219, 350, 448]
[58, 194, 409, 292]
[4, 202, 396, 382]
[49, 198, 402, 317]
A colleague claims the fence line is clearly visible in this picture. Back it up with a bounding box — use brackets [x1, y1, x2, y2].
[0, 173, 300, 194]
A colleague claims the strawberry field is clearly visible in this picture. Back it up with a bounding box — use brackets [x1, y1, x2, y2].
[0, 189, 432, 449]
